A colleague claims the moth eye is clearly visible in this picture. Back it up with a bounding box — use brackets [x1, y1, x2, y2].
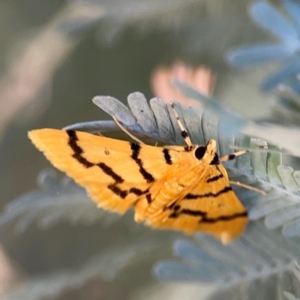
[194, 146, 206, 160]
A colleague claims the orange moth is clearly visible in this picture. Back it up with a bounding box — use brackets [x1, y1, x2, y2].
[28, 103, 249, 244]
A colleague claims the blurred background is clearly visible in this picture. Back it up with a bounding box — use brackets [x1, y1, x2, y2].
[0, 0, 289, 299]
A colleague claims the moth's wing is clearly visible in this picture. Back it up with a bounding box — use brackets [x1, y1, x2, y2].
[28, 129, 182, 214]
[146, 164, 248, 244]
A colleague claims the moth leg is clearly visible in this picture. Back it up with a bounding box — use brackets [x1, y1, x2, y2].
[229, 181, 265, 195]
[219, 150, 249, 162]
[112, 117, 145, 144]
[220, 151, 265, 194]
[169, 102, 193, 147]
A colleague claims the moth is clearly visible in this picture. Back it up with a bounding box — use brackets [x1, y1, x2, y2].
[28, 103, 250, 244]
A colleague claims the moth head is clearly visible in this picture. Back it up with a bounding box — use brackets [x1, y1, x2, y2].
[194, 139, 219, 165]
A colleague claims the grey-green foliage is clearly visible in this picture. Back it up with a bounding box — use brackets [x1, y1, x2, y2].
[269, 84, 300, 126]
[155, 223, 300, 299]
[284, 262, 300, 300]
[3, 91, 300, 299]
[0, 239, 168, 300]
[0, 169, 120, 232]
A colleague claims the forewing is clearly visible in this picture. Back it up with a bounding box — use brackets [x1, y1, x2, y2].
[146, 164, 248, 243]
[28, 129, 181, 214]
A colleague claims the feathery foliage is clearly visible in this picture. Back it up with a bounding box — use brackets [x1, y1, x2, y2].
[0, 169, 119, 232]
[1, 239, 171, 300]
[228, 0, 300, 91]
[155, 223, 300, 299]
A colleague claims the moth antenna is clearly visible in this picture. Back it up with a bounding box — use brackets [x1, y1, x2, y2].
[219, 150, 249, 162]
[112, 117, 145, 144]
[169, 102, 193, 147]
[229, 181, 266, 195]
